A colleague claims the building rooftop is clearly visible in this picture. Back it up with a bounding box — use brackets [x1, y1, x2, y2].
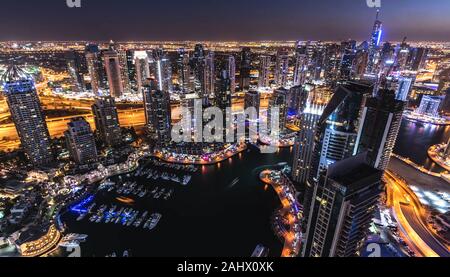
[1, 64, 31, 84]
[327, 153, 382, 194]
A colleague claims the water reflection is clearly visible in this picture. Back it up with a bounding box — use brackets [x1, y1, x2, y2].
[394, 119, 450, 173]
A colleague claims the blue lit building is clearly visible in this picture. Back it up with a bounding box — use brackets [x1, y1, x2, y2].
[366, 10, 383, 74]
[2, 65, 54, 165]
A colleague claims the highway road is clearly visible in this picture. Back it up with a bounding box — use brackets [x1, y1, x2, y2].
[385, 171, 449, 257]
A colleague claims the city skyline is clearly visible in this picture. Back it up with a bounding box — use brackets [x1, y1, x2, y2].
[1, 0, 450, 42]
[0, 0, 449, 261]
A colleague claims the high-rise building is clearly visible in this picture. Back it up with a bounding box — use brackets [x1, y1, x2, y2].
[85, 44, 107, 95]
[204, 51, 215, 101]
[66, 50, 88, 92]
[215, 70, 232, 112]
[303, 154, 383, 257]
[311, 42, 326, 81]
[268, 88, 288, 132]
[354, 89, 405, 171]
[103, 46, 124, 98]
[324, 44, 341, 84]
[227, 55, 236, 95]
[395, 39, 410, 72]
[150, 48, 172, 93]
[302, 81, 373, 254]
[143, 80, 172, 143]
[313, 82, 373, 179]
[134, 51, 150, 94]
[408, 47, 428, 71]
[366, 10, 383, 74]
[258, 55, 271, 88]
[65, 117, 98, 165]
[215, 70, 233, 140]
[239, 47, 252, 91]
[275, 48, 289, 87]
[353, 43, 369, 79]
[292, 100, 325, 184]
[294, 48, 308, 86]
[396, 76, 413, 101]
[92, 96, 122, 147]
[190, 44, 206, 99]
[126, 50, 137, 92]
[177, 48, 191, 93]
[287, 85, 309, 114]
[118, 49, 131, 94]
[244, 90, 260, 118]
[339, 42, 357, 80]
[415, 95, 443, 117]
[2, 65, 54, 165]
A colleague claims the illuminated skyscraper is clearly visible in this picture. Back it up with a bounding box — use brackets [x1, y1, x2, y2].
[354, 89, 405, 171]
[150, 48, 173, 93]
[215, 70, 232, 112]
[303, 154, 383, 257]
[134, 51, 150, 94]
[408, 47, 428, 71]
[311, 42, 326, 81]
[92, 96, 122, 147]
[268, 88, 288, 132]
[103, 46, 124, 98]
[118, 49, 131, 93]
[395, 39, 410, 72]
[126, 50, 137, 92]
[65, 117, 98, 165]
[244, 90, 260, 118]
[353, 42, 369, 79]
[190, 44, 206, 99]
[275, 48, 289, 87]
[287, 85, 309, 114]
[204, 51, 215, 101]
[2, 65, 54, 165]
[366, 10, 383, 74]
[85, 44, 107, 95]
[292, 99, 325, 184]
[302, 81, 373, 255]
[177, 48, 191, 93]
[293, 48, 308, 86]
[324, 44, 341, 84]
[239, 47, 252, 91]
[143, 80, 172, 143]
[227, 55, 236, 95]
[66, 50, 88, 92]
[396, 76, 413, 101]
[416, 95, 443, 117]
[258, 55, 271, 88]
[339, 42, 356, 80]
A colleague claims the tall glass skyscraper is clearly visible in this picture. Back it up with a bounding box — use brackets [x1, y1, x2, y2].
[301, 81, 373, 256]
[65, 117, 98, 165]
[275, 48, 289, 88]
[354, 89, 405, 171]
[150, 48, 173, 94]
[143, 80, 172, 143]
[366, 10, 383, 74]
[227, 55, 236, 95]
[258, 55, 271, 88]
[92, 96, 122, 147]
[85, 44, 107, 96]
[239, 47, 252, 91]
[2, 65, 54, 165]
[103, 45, 124, 98]
[303, 154, 383, 257]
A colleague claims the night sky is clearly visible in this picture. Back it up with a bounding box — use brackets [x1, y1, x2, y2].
[1, 0, 449, 41]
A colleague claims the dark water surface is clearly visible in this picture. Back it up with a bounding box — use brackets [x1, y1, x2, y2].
[62, 146, 294, 257]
